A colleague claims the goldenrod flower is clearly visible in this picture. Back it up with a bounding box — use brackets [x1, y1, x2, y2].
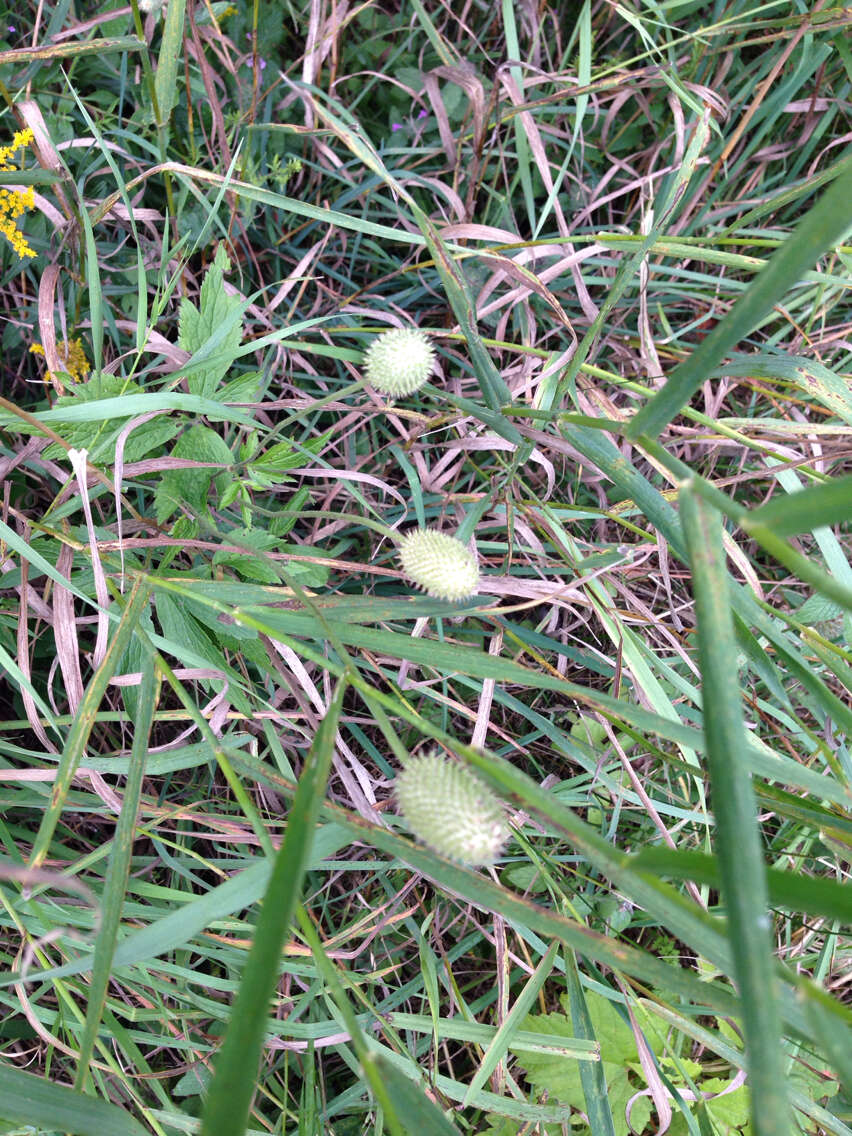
[0, 128, 36, 260]
[30, 338, 90, 388]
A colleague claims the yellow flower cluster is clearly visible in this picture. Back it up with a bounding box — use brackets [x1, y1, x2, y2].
[30, 338, 91, 385]
[0, 128, 36, 260]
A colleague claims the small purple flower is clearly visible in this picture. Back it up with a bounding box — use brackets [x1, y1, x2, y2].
[391, 123, 403, 132]
[8, 25, 15, 32]
[417, 109, 427, 119]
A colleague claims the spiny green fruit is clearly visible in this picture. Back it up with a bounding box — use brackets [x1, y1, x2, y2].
[398, 528, 479, 602]
[395, 751, 510, 865]
[364, 327, 435, 397]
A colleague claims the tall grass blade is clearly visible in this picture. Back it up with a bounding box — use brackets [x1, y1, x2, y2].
[0, 1062, 149, 1136]
[628, 154, 852, 438]
[565, 951, 616, 1136]
[153, 0, 186, 126]
[680, 485, 790, 1136]
[744, 474, 852, 538]
[27, 578, 151, 869]
[74, 656, 158, 1090]
[199, 678, 347, 1136]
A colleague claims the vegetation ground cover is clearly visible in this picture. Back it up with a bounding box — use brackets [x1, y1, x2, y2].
[0, 1, 850, 1134]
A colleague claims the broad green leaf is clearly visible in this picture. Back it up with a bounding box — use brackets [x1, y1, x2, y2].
[154, 424, 234, 523]
[519, 992, 664, 1136]
[0, 1063, 149, 1136]
[178, 244, 244, 398]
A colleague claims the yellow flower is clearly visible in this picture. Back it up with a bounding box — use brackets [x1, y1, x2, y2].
[0, 128, 36, 260]
[30, 338, 90, 387]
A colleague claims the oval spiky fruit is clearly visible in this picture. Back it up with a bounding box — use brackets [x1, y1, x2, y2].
[395, 751, 509, 865]
[398, 528, 479, 602]
[364, 327, 435, 397]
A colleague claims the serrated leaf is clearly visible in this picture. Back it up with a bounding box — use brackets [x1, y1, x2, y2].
[519, 993, 666, 1136]
[154, 425, 234, 524]
[219, 371, 264, 404]
[796, 593, 845, 625]
[247, 429, 333, 488]
[185, 598, 269, 670]
[178, 246, 245, 398]
[156, 591, 253, 715]
[156, 591, 223, 671]
[212, 532, 330, 588]
[40, 375, 179, 463]
[668, 1079, 752, 1136]
[212, 527, 285, 584]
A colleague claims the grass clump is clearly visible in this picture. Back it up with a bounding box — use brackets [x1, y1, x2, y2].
[0, 2, 849, 1135]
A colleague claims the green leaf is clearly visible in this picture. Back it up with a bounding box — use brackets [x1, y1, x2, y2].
[75, 657, 157, 1089]
[628, 155, 852, 438]
[796, 593, 845, 625]
[718, 354, 852, 429]
[519, 992, 663, 1136]
[0, 1063, 149, 1136]
[566, 953, 616, 1136]
[178, 245, 245, 398]
[365, 1051, 463, 1136]
[37, 374, 178, 462]
[409, 201, 513, 414]
[744, 475, 852, 538]
[154, 424, 234, 523]
[153, 0, 186, 125]
[27, 580, 151, 870]
[211, 529, 330, 587]
[199, 681, 347, 1136]
[246, 429, 333, 488]
[631, 847, 852, 924]
[669, 1079, 752, 1136]
[680, 487, 790, 1136]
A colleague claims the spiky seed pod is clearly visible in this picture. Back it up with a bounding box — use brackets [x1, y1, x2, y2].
[364, 327, 435, 397]
[398, 528, 479, 602]
[395, 751, 509, 865]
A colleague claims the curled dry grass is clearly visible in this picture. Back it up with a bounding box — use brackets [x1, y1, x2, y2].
[0, 1, 850, 1134]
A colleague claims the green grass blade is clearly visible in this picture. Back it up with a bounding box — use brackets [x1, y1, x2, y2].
[0, 1062, 150, 1136]
[632, 847, 852, 923]
[74, 655, 158, 1090]
[366, 1051, 462, 1136]
[744, 474, 852, 538]
[628, 154, 852, 439]
[463, 939, 559, 1105]
[679, 485, 790, 1136]
[565, 951, 617, 1136]
[410, 201, 513, 411]
[199, 678, 347, 1136]
[296, 903, 462, 1135]
[153, 0, 185, 126]
[0, 35, 144, 64]
[27, 578, 151, 870]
